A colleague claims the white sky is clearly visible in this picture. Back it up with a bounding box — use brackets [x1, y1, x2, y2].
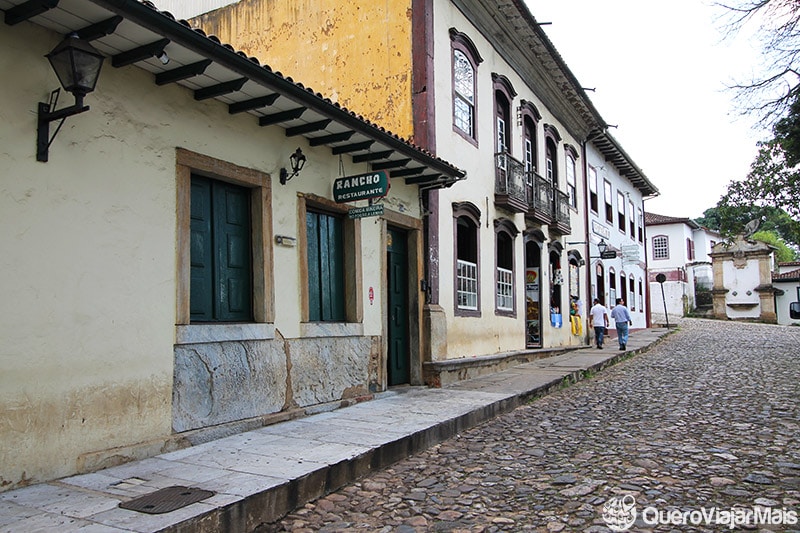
[527, 0, 770, 219]
[156, 0, 770, 220]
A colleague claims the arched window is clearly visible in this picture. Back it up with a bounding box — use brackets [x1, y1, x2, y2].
[450, 29, 482, 143]
[453, 202, 481, 315]
[609, 267, 617, 304]
[638, 279, 644, 313]
[629, 275, 636, 312]
[495, 218, 518, 315]
[565, 153, 577, 208]
[520, 100, 540, 175]
[595, 263, 605, 304]
[619, 270, 626, 303]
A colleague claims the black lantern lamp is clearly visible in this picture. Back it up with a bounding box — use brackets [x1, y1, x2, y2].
[37, 33, 105, 162]
[597, 239, 608, 254]
[279, 147, 307, 185]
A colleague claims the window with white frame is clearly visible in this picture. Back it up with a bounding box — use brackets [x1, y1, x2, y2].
[628, 200, 635, 237]
[451, 30, 482, 142]
[454, 203, 481, 315]
[638, 279, 644, 313]
[629, 275, 636, 312]
[496, 232, 514, 312]
[566, 154, 577, 208]
[453, 49, 475, 138]
[637, 208, 644, 242]
[589, 166, 598, 213]
[653, 235, 669, 260]
[604, 180, 613, 223]
[617, 191, 626, 232]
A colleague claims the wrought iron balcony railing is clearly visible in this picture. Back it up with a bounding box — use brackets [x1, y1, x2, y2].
[494, 152, 528, 212]
[551, 188, 571, 233]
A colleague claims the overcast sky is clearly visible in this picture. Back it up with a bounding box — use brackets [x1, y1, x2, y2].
[156, 0, 770, 220]
[527, 0, 770, 219]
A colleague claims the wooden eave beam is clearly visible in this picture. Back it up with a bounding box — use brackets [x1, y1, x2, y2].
[228, 93, 279, 114]
[112, 38, 170, 67]
[258, 107, 306, 126]
[194, 77, 247, 100]
[155, 59, 212, 85]
[285, 119, 332, 137]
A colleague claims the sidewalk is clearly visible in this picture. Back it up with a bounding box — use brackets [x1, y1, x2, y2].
[0, 328, 672, 533]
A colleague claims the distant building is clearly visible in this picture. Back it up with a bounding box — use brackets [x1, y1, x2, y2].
[645, 212, 720, 319]
[774, 262, 800, 325]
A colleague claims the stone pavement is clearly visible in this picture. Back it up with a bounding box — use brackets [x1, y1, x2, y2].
[0, 327, 670, 532]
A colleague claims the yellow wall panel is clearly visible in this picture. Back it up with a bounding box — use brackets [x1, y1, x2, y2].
[195, 0, 414, 138]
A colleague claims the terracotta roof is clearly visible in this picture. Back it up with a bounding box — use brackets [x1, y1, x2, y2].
[773, 268, 800, 281]
[5, 0, 466, 186]
[644, 212, 700, 228]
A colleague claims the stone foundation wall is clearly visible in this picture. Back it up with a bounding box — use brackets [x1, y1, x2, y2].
[173, 335, 377, 433]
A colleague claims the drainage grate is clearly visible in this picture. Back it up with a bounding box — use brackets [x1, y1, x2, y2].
[119, 485, 215, 514]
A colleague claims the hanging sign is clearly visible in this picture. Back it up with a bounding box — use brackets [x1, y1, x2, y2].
[333, 170, 389, 203]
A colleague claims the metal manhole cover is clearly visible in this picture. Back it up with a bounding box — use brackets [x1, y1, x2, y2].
[119, 485, 215, 514]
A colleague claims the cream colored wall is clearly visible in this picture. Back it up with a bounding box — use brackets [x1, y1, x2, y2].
[0, 21, 421, 489]
[430, 2, 585, 357]
[192, 0, 414, 138]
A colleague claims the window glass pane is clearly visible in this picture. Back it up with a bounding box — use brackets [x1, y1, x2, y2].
[453, 50, 475, 137]
[653, 236, 669, 259]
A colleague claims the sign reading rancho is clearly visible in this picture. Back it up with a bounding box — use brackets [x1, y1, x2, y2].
[333, 171, 389, 203]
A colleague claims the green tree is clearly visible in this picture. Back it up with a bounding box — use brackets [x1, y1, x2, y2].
[719, 139, 800, 220]
[696, 204, 800, 248]
[750, 230, 798, 262]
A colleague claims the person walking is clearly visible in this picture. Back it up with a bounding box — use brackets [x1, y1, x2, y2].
[588, 298, 609, 349]
[610, 297, 633, 351]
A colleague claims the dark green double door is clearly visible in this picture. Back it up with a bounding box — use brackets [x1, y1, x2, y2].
[387, 228, 410, 386]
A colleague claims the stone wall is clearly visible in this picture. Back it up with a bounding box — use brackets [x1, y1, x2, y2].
[173, 336, 377, 433]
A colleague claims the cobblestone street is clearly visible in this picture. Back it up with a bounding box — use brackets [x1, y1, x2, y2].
[269, 319, 800, 532]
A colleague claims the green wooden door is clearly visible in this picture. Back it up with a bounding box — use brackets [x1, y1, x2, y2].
[387, 228, 410, 385]
[190, 175, 252, 322]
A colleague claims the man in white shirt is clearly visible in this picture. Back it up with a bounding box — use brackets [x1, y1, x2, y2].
[588, 298, 609, 349]
[610, 298, 633, 351]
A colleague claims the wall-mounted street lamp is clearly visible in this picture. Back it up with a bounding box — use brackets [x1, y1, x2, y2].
[37, 33, 105, 162]
[597, 239, 608, 254]
[279, 147, 307, 185]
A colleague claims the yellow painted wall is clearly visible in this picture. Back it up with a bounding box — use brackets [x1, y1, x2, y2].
[194, 0, 415, 138]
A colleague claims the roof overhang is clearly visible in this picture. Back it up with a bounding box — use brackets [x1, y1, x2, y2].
[2, 0, 466, 188]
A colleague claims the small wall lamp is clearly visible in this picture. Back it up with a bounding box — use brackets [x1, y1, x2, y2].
[37, 33, 105, 162]
[597, 239, 608, 254]
[279, 147, 307, 185]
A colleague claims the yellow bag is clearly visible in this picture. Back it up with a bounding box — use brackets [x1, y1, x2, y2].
[570, 315, 582, 336]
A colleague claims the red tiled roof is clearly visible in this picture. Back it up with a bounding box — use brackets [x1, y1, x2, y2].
[644, 212, 699, 228]
[773, 268, 800, 281]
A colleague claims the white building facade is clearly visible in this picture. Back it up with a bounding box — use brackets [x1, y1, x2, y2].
[586, 134, 657, 329]
[646, 213, 720, 319]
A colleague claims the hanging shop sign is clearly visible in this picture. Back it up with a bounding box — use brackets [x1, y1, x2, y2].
[333, 170, 389, 203]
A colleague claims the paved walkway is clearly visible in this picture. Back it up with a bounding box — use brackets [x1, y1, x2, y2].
[0, 328, 671, 532]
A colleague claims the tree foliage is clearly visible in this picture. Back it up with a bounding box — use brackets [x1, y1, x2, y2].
[696, 203, 800, 251]
[750, 230, 798, 262]
[718, 139, 800, 220]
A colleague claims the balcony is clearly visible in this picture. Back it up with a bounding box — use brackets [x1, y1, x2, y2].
[494, 153, 528, 213]
[550, 189, 571, 234]
[526, 171, 553, 226]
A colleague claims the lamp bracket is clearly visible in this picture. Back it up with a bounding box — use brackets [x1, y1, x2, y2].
[37, 89, 90, 162]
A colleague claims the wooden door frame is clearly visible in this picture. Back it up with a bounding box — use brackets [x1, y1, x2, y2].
[381, 211, 423, 387]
